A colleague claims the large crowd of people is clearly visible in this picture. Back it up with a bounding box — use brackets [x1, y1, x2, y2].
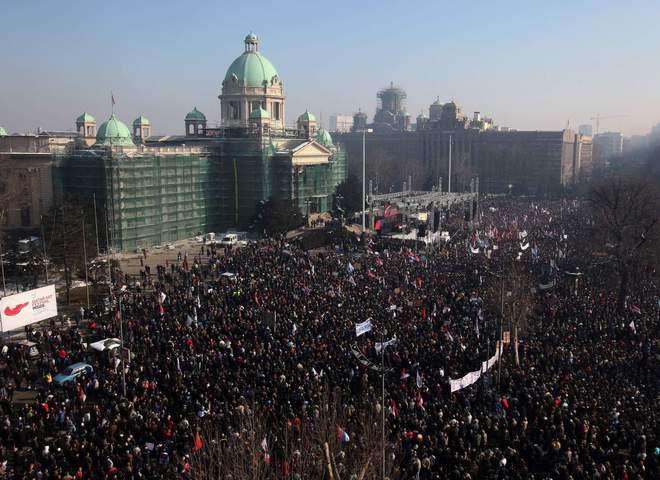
[0, 198, 657, 479]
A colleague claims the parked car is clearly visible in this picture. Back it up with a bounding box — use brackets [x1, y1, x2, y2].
[53, 362, 94, 385]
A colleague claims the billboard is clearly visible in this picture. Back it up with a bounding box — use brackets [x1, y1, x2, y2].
[0, 285, 58, 332]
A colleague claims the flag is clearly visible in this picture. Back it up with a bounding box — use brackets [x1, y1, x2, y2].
[417, 389, 424, 409]
[159, 303, 164, 316]
[630, 305, 641, 315]
[416, 370, 423, 389]
[159, 292, 166, 304]
[261, 436, 271, 464]
[629, 320, 636, 333]
[194, 431, 203, 451]
[111, 92, 116, 106]
[375, 219, 382, 231]
[292, 323, 297, 335]
[400, 368, 410, 380]
[421, 306, 427, 320]
[347, 262, 355, 274]
[355, 318, 372, 337]
[375, 337, 396, 353]
[388, 399, 399, 418]
[336, 425, 350, 443]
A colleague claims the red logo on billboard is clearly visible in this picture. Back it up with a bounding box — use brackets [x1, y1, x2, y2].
[4, 302, 29, 316]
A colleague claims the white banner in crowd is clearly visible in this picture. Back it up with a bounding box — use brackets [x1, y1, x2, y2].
[450, 342, 504, 393]
[375, 337, 397, 353]
[355, 318, 373, 337]
[0, 285, 58, 332]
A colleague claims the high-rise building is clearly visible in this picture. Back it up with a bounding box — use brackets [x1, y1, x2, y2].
[578, 124, 593, 136]
[329, 114, 353, 133]
[593, 131, 623, 168]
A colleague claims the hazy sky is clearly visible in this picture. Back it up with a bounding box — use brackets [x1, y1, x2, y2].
[1, 0, 659, 136]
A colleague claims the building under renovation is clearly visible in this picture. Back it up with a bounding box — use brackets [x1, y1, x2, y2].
[2, 33, 347, 251]
[372, 82, 411, 132]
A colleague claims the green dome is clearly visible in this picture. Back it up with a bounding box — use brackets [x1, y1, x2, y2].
[95, 114, 134, 147]
[224, 38, 279, 88]
[298, 110, 316, 122]
[250, 107, 270, 119]
[0, 126, 7, 137]
[315, 127, 333, 147]
[185, 107, 206, 121]
[133, 115, 150, 126]
[76, 112, 95, 123]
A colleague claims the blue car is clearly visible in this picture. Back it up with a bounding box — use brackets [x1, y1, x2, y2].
[53, 362, 94, 385]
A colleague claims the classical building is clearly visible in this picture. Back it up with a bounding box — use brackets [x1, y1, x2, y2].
[46, 33, 347, 250]
[336, 96, 592, 195]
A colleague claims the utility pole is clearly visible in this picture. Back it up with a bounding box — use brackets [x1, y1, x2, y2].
[82, 215, 90, 309]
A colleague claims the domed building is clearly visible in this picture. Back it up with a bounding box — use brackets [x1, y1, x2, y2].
[95, 114, 135, 148]
[0, 126, 7, 137]
[219, 33, 285, 130]
[50, 33, 347, 251]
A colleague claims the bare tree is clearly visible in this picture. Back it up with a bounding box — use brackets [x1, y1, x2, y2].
[589, 175, 660, 310]
[189, 387, 401, 480]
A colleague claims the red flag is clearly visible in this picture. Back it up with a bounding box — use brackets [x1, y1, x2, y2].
[111, 93, 116, 105]
[417, 389, 424, 409]
[421, 306, 427, 320]
[375, 219, 382, 231]
[194, 431, 203, 451]
[159, 303, 164, 315]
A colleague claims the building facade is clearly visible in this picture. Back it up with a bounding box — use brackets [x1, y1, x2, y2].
[329, 115, 354, 133]
[593, 131, 623, 169]
[2, 33, 347, 250]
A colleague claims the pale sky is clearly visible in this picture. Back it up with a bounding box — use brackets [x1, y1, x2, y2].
[1, 0, 658, 136]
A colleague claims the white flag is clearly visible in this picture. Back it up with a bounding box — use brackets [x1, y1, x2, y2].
[347, 262, 355, 274]
[629, 320, 636, 333]
[416, 370, 423, 389]
[159, 292, 167, 304]
[355, 318, 372, 337]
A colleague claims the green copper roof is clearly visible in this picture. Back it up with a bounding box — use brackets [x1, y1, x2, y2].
[76, 112, 95, 123]
[224, 48, 279, 88]
[133, 115, 150, 126]
[0, 126, 7, 137]
[315, 127, 333, 147]
[245, 31, 258, 43]
[250, 106, 270, 119]
[185, 107, 206, 121]
[298, 110, 316, 122]
[95, 114, 134, 147]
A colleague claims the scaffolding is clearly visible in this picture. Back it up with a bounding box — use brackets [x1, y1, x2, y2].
[53, 139, 347, 251]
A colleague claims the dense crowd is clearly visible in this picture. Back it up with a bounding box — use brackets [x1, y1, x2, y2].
[0, 198, 658, 479]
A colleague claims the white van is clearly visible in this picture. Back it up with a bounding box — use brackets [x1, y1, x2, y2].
[219, 233, 239, 247]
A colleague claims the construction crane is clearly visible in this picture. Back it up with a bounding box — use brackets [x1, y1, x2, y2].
[590, 114, 629, 135]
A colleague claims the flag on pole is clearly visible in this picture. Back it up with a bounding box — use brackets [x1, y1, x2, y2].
[111, 92, 116, 106]
[388, 399, 399, 418]
[629, 320, 636, 333]
[194, 431, 203, 451]
[630, 304, 642, 315]
[417, 389, 424, 409]
[347, 262, 355, 273]
[261, 437, 271, 464]
[159, 291, 166, 304]
[416, 370, 423, 389]
[159, 303, 164, 316]
[355, 318, 372, 337]
[400, 368, 410, 380]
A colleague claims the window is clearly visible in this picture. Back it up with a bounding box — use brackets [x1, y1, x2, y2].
[87, 126, 94, 136]
[188, 124, 194, 135]
[231, 102, 240, 120]
[274, 102, 280, 120]
[144, 128, 150, 137]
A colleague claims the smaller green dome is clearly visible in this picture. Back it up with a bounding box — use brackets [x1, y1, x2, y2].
[298, 110, 316, 122]
[95, 114, 134, 147]
[133, 115, 150, 126]
[250, 107, 270, 119]
[76, 112, 96, 123]
[315, 127, 333, 147]
[185, 107, 206, 121]
[0, 126, 7, 137]
[245, 31, 258, 43]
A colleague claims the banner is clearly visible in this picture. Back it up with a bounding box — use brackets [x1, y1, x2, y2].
[355, 318, 372, 337]
[0, 285, 58, 332]
[450, 342, 503, 393]
[375, 338, 396, 353]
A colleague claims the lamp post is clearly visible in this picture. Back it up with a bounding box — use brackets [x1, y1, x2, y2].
[447, 133, 453, 193]
[362, 128, 373, 232]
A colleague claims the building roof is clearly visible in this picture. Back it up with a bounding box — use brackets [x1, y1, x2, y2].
[298, 110, 316, 122]
[224, 34, 279, 88]
[185, 107, 206, 121]
[76, 112, 96, 123]
[315, 127, 333, 147]
[0, 126, 7, 137]
[250, 107, 270, 119]
[133, 115, 150, 126]
[95, 114, 135, 147]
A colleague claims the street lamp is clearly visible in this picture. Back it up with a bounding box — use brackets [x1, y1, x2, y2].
[362, 128, 373, 232]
